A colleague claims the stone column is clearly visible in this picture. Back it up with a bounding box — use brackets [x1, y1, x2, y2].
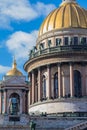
[35, 84, 38, 102]
[58, 63, 61, 98]
[38, 67, 41, 101]
[47, 65, 51, 99]
[4, 89, 7, 114]
[82, 64, 86, 96]
[51, 75, 54, 98]
[29, 73, 32, 105]
[32, 71, 35, 104]
[26, 90, 29, 114]
[22, 90, 25, 114]
[70, 63, 74, 97]
[24, 90, 28, 114]
[62, 73, 65, 97]
[20, 95, 22, 114]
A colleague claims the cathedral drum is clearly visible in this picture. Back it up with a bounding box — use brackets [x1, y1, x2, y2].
[24, 0, 87, 115]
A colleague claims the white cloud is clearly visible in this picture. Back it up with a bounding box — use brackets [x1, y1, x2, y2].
[1, 0, 37, 21]
[6, 30, 38, 62]
[34, 2, 56, 16]
[0, 65, 10, 74]
[0, 0, 56, 29]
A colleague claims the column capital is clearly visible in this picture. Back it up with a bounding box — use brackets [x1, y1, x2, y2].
[31, 70, 34, 74]
[26, 90, 29, 93]
[57, 62, 61, 66]
[3, 89, 7, 92]
[47, 64, 51, 68]
[81, 62, 86, 66]
[0, 89, 3, 92]
[69, 62, 74, 66]
[38, 67, 41, 71]
[22, 89, 25, 93]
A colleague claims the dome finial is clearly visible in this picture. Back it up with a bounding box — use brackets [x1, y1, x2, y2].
[12, 56, 17, 69]
[62, 0, 76, 2]
[6, 56, 23, 76]
[61, 0, 76, 5]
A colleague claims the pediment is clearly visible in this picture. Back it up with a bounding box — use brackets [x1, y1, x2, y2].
[2, 76, 26, 86]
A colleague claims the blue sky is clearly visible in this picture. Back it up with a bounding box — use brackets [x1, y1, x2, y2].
[0, 0, 86, 80]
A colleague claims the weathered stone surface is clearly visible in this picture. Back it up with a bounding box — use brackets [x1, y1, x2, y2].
[29, 99, 87, 114]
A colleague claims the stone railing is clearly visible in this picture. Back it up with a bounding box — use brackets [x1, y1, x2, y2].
[65, 120, 87, 130]
[29, 45, 87, 60]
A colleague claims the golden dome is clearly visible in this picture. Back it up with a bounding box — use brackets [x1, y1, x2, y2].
[39, 0, 87, 36]
[6, 59, 23, 76]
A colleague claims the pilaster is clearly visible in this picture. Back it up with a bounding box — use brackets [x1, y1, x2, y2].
[38, 67, 41, 101]
[32, 71, 35, 104]
[82, 64, 86, 96]
[58, 63, 61, 98]
[47, 65, 51, 99]
[22, 90, 25, 114]
[4, 89, 7, 114]
[70, 62, 74, 97]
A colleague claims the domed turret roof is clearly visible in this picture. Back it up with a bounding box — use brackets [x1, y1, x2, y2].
[39, 0, 87, 36]
[6, 59, 23, 76]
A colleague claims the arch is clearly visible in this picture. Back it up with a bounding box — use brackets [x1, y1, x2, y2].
[9, 93, 20, 115]
[42, 75, 46, 99]
[54, 72, 58, 98]
[74, 70, 82, 97]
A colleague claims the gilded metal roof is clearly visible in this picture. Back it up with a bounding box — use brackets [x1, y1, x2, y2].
[6, 59, 23, 76]
[38, 1, 87, 36]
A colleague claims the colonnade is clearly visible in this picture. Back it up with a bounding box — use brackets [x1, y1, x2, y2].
[30, 62, 80, 105]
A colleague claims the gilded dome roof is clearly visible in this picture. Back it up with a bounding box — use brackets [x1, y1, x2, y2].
[6, 59, 23, 76]
[39, 0, 87, 36]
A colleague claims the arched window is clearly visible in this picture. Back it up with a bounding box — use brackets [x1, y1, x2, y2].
[54, 72, 58, 98]
[9, 93, 20, 115]
[42, 75, 46, 99]
[74, 70, 82, 98]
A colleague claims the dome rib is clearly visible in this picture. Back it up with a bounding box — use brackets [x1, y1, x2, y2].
[53, 8, 60, 29]
[69, 4, 72, 27]
[54, 7, 63, 29]
[39, 12, 52, 36]
[76, 6, 87, 28]
[61, 4, 66, 27]
[47, 10, 56, 32]
[71, 4, 78, 27]
[55, 5, 66, 28]
[72, 4, 81, 27]
[80, 8, 87, 27]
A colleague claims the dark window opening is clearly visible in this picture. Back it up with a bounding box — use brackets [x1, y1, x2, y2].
[54, 72, 58, 98]
[80, 37, 86, 44]
[9, 93, 20, 115]
[9, 116, 20, 121]
[56, 38, 61, 46]
[48, 40, 51, 47]
[64, 37, 69, 45]
[74, 37, 78, 45]
[74, 70, 82, 98]
[40, 43, 45, 49]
